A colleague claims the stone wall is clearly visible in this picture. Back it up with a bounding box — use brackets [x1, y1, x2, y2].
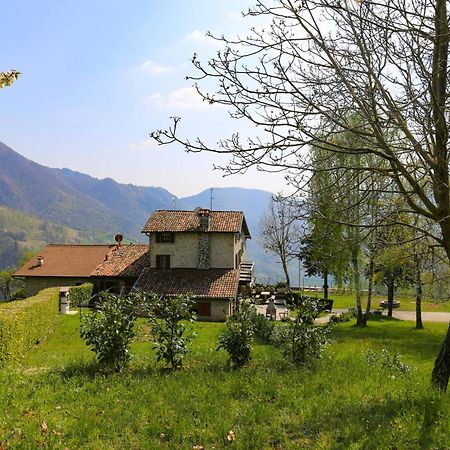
[197, 233, 210, 269]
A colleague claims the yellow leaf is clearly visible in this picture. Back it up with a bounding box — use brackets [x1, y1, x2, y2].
[40, 419, 48, 434]
[227, 430, 236, 442]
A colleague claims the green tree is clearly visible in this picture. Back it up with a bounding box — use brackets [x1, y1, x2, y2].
[147, 294, 196, 370]
[0, 269, 23, 301]
[80, 293, 137, 372]
[153, 0, 450, 391]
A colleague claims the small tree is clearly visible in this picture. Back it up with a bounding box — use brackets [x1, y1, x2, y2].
[274, 298, 329, 365]
[147, 294, 196, 370]
[217, 301, 255, 368]
[0, 269, 24, 301]
[80, 293, 137, 372]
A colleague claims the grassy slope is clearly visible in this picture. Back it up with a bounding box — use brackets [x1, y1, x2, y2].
[0, 205, 113, 269]
[1, 315, 450, 449]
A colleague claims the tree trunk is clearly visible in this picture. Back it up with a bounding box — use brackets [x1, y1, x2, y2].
[432, 325, 450, 391]
[351, 251, 365, 326]
[414, 254, 423, 330]
[323, 271, 328, 300]
[365, 250, 374, 318]
[387, 277, 395, 318]
[432, 220, 450, 391]
[281, 258, 291, 289]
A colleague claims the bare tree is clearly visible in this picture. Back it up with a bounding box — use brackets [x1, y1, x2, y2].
[152, 0, 450, 390]
[258, 197, 297, 288]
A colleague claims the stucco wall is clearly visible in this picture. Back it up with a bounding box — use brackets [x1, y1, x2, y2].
[196, 299, 231, 322]
[150, 232, 198, 268]
[23, 276, 91, 298]
[210, 233, 235, 268]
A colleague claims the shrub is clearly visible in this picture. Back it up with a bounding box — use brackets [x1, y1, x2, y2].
[329, 310, 354, 325]
[80, 293, 137, 372]
[249, 311, 275, 344]
[147, 294, 196, 370]
[0, 287, 59, 367]
[365, 348, 412, 375]
[217, 301, 255, 367]
[11, 288, 25, 300]
[69, 283, 93, 307]
[274, 298, 329, 365]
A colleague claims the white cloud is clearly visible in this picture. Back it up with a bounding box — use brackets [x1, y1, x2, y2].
[147, 87, 212, 112]
[139, 59, 172, 75]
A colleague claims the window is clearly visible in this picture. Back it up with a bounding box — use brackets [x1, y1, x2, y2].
[156, 254, 171, 269]
[156, 232, 174, 243]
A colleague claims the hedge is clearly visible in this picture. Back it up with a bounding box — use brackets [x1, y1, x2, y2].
[0, 287, 60, 367]
[69, 283, 93, 307]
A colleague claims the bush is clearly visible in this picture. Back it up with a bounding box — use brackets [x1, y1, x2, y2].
[365, 348, 412, 375]
[217, 301, 255, 367]
[249, 311, 275, 344]
[0, 287, 59, 367]
[11, 288, 25, 300]
[80, 293, 137, 372]
[69, 283, 93, 307]
[274, 298, 330, 365]
[147, 294, 196, 370]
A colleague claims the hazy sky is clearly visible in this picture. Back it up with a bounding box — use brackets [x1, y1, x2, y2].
[0, 0, 289, 197]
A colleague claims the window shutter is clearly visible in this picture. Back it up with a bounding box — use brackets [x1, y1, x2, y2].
[170, 233, 175, 243]
[156, 233, 161, 243]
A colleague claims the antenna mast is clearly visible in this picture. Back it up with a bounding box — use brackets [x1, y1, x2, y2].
[210, 188, 214, 210]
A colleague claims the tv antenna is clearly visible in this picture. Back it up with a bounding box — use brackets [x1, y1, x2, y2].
[210, 188, 214, 210]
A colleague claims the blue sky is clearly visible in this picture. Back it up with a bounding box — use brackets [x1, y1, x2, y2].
[0, 0, 288, 197]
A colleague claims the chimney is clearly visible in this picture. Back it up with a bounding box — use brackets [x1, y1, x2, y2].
[196, 208, 211, 269]
[37, 256, 44, 266]
[197, 208, 211, 231]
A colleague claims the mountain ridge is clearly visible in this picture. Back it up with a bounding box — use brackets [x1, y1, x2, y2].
[0, 141, 291, 281]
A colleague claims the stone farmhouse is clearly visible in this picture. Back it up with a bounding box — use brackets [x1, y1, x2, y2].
[15, 208, 254, 321]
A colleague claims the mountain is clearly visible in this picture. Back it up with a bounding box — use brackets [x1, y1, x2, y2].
[0, 141, 186, 241]
[0, 204, 112, 270]
[0, 141, 307, 283]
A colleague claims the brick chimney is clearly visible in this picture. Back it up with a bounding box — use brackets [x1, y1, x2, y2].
[37, 256, 44, 266]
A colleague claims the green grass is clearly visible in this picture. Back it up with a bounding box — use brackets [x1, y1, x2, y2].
[1, 315, 450, 449]
[303, 291, 450, 312]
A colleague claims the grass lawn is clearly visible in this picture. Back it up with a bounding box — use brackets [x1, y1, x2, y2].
[1, 314, 450, 449]
[302, 291, 450, 313]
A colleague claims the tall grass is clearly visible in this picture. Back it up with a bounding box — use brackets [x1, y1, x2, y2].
[0, 315, 449, 449]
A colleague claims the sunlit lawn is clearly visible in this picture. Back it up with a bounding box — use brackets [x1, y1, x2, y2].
[1, 314, 450, 449]
[301, 291, 450, 313]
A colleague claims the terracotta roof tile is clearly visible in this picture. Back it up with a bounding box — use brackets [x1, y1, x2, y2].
[132, 268, 239, 299]
[141, 210, 251, 237]
[14, 244, 116, 277]
[91, 244, 150, 277]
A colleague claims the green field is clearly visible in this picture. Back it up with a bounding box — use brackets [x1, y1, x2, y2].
[1, 314, 450, 449]
[301, 291, 450, 313]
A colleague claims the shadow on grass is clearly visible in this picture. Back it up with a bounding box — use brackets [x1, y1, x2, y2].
[288, 391, 448, 449]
